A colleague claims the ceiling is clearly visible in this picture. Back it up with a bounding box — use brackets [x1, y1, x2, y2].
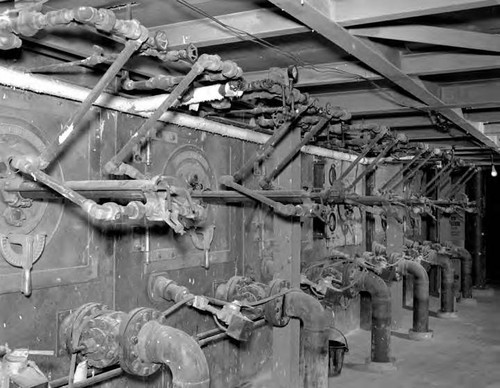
[7, 0, 500, 163]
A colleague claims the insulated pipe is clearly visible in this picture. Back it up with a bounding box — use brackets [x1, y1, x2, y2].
[283, 290, 330, 388]
[435, 254, 457, 318]
[397, 260, 432, 340]
[357, 271, 392, 363]
[137, 321, 210, 388]
[0, 66, 386, 165]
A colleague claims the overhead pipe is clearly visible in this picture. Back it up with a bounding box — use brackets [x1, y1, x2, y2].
[397, 260, 433, 340]
[435, 254, 457, 319]
[357, 271, 393, 365]
[0, 65, 395, 165]
[422, 161, 454, 196]
[137, 321, 210, 388]
[283, 290, 331, 388]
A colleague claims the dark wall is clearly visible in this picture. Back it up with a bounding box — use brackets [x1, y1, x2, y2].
[484, 171, 500, 284]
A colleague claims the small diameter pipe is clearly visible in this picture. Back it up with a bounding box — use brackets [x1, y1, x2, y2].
[0, 65, 379, 164]
[357, 271, 392, 363]
[435, 254, 456, 317]
[233, 104, 309, 182]
[422, 162, 454, 196]
[105, 57, 207, 174]
[49, 368, 123, 388]
[138, 321, 209, 388]
[9, 156, 139, 222]
[385, 149, 440, 193]
[345, 138, 397, 191]
[283, 290, 330, 388]
[378, 147, 427, 192]
[441, 167, 476, 198]
[335, 127, 388, 183]
[38, 39, 143, 169]
[259, 116, 330, 188]
[397, 260, 432, 340]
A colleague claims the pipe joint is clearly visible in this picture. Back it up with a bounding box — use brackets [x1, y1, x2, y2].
[138, 321, 209, 388]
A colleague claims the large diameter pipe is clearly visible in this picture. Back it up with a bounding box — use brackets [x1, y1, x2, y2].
[0, 66, 378, 164]
[435, 254, 457, 318]
[283, 291, 330, 388]
[358, 271, 392, 363]
[449, 245, 473, 299]
[137, 321, 209, 388]
[397, 260, 432, 340]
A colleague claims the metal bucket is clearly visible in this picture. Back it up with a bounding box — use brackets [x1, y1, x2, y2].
[328, 328, 349, 377]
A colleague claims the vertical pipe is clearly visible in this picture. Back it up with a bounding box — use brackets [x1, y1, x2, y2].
[474, 168, 485, 286]
[398, 260, 432, 340]
[358, 272, 392, 364]
[435, 254, 457, 318]
[283, 291, 330, 388]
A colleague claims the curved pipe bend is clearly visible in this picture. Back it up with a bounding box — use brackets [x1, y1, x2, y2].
[284, 290, 330, 388]
[398, 260, 430, 333]
[435, 254, 456, 314]
[138, 321, 209, 388]
[358, 271, 392, 363]
[451, 246, 473, 299]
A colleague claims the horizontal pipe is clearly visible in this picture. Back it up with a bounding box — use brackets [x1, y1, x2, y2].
[7, 182, 476, 208]
[0, 66, 382, 165]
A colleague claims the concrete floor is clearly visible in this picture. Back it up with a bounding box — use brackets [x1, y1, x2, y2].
[332, 291, 500, 388]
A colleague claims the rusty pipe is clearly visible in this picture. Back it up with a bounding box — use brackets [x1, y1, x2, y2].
[138, 321, 209, 388]
[284, 290, 330, 388]
[378, 147, 427, 192]
[435, 254, 456, 317]
[357, 271, 392, 363]
[38, 39, 143, 169]
[447, 245, 473, 300]
[397, 260, 432, 340]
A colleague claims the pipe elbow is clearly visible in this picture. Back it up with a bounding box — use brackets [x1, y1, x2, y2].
[398, 260, 429, 285]
[358, 271, 390, 302]
[284, 290, 330, 334]
[138, 321, 209, 388]
[436, 254, 453, 272]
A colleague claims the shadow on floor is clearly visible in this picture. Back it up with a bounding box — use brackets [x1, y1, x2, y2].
[391, 331, 410, 340]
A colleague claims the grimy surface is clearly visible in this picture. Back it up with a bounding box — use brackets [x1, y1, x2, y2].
[333, 292, 500, 388]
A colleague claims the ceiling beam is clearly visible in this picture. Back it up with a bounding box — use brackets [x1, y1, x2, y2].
[153, 0, 500, 50]
[349, 25, 500, 53]
[313, 80, 500, 118]
[244, 52, 500, 88]
[265, 0, 499, 150]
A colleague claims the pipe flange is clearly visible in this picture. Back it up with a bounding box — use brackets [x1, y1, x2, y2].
[436, 311, 458, 319]
[147, 272, 172, 303]
[408, 329, 433, 341]
[119, 307, 165, 376]
[264, 279, 290, 327]
[61, 303, 109, 355]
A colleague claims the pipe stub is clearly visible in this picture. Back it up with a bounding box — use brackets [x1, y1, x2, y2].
[264, 279, 290, 327]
